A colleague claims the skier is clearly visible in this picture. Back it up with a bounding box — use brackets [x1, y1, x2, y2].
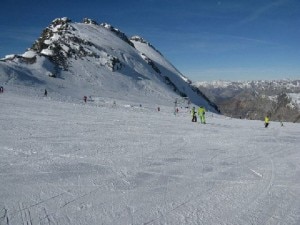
[198, 106, 206, 124]
[0, 86, 3, 93]
[83, 96, 87, 103]
[264, 116, 270, 128]
[191, 107, 197, 122]
[44, 89, 47, 97]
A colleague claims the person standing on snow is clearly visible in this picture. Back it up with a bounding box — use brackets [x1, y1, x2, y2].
[264, 116, 270, 128]
[198, 106, 206, 124]
[191, 107, 197, 122]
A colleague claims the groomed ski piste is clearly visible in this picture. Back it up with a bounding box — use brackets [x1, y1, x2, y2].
[1, 87, 300, 225]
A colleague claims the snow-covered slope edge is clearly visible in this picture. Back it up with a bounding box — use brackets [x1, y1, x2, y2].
[0, 17, 219, 112]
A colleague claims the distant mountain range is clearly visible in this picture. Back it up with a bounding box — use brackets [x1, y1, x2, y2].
[0, 17, 219, 112]
[195, 80, 300, 123]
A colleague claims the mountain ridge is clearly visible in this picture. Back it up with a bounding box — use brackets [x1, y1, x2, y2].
[195, 79, 300, 122]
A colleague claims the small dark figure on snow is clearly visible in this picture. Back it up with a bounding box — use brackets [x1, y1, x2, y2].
[191, 107, 197, 122]
[44, 89, 47, 97]
[83, 96, 87, 103]
[0, 86, 4, 93]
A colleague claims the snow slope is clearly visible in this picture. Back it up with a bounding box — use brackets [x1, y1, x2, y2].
[1, 90, 300, 225]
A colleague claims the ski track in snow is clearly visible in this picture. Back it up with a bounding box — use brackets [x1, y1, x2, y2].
[1, 92, 300, 225]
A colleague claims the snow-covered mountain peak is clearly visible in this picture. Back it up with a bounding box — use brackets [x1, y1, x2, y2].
[0, 17, 219, 112]
[26, 18, 137, 72]
[82, 18, 98, 25]
[51, 17, 72, 27]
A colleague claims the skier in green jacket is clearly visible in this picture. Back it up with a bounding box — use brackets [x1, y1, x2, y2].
[198, 106, 206, 124]
[264, 116, 270, 128]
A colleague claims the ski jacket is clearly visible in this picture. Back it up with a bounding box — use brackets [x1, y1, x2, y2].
[264, 117, 270, 123]
[198, 107, 206, 115]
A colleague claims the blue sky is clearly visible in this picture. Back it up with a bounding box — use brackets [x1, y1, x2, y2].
[1, 0, 299, 81]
